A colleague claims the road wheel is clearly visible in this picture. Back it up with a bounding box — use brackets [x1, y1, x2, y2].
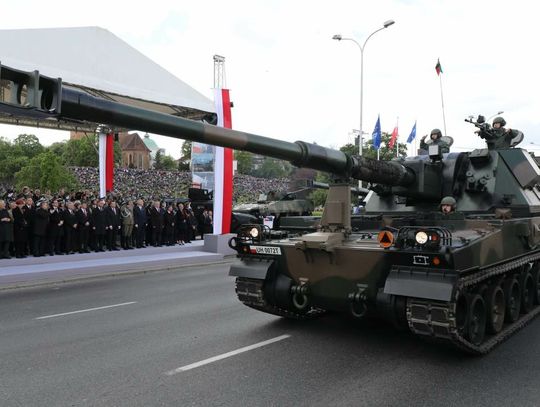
[455, 292, 469, 336]
[485, 283, 505, 334]
[503, 277, 521, 323]
[520, 272, 535, 314]
[531, 264, 540, 305]
[467, 294, 486, 346]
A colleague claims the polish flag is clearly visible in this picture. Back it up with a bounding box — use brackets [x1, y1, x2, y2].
[99, 132, 114, 197]
[389, 126, 399, 149]
[213, 89, 233, 234]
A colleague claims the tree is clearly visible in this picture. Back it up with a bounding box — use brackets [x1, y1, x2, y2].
[62, 136, 99, 167]
[308, 171, 330, 206]
[339, 143, 357, 156]
[361, 132, 407, 161]
[15, 151, 78, 192]
[114, 138, 122, 166]
[234, 151, 253, 175]
[253, 158, 292, 179]
[0, 137, 28, 182]
[13, 134, 44, 158]
[178, 158, 190, 171]
[154, 150, 163, 169]
[0, 155, 29, 182]
[47, 141, 67, 158]
[181, 140, 192, 161]
[159, 154, 177, 171]
[60, 134, 121, 168]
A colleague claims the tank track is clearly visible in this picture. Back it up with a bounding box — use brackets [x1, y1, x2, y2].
[235, 277, 325, 320]
[407, 252, 540, 354]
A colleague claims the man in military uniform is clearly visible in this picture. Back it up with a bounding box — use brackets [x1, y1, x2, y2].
[440, 196, 456, 214]
[420, 129, 450, 154]
[479, 116, 523, 150]
[121, 201, 134, 250]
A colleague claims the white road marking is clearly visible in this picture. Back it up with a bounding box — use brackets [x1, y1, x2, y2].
[35, 301, 137, 320]
[165, 334, 291, 375]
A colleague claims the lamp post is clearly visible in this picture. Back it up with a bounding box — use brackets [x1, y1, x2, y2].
[487, 111, 504, 122]
[333, 19, 395, 157]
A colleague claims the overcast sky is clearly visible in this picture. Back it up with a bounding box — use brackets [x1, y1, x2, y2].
[1, 0, 539, 158]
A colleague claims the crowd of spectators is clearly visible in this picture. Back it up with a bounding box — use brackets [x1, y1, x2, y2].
[68, 167, 289, 204]
[0, 194, 211, 259]
[0, 168, 291, 260]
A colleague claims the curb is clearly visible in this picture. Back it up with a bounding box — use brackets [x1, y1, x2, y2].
[0, 256, 237, 292]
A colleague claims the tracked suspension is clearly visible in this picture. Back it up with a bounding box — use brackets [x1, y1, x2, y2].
[407, 253, 540, 354]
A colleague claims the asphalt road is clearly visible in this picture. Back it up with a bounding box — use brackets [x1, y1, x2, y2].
[1, 262, 540, 407]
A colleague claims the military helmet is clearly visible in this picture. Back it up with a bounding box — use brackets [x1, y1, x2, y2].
[440, 196, 456, 207]
[430, 128, 442, 139]
[493, 117, 506, 127]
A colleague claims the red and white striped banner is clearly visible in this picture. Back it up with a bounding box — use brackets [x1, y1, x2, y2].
[98, 131, 114, 197]
[213, 89, 233, 234]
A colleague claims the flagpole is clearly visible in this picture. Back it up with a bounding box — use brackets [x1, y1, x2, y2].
[438, 70, 448, 137]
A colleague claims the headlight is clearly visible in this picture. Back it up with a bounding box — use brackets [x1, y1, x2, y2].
[415, 231, 428, 245]
[249, 227, 259, 238]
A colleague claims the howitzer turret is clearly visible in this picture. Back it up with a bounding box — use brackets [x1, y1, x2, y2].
[3, 63, 540, 354]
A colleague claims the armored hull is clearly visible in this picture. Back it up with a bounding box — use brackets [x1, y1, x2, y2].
[231, 215, 540, 354]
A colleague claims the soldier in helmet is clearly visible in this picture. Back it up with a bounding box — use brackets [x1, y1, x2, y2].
[479, 116, 524, 150]
[420, 129, 450, 154]
[440, 196, 456, 214]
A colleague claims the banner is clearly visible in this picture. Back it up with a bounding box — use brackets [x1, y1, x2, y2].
[212, 88, 234, 234]
[98, 131, 114, 197]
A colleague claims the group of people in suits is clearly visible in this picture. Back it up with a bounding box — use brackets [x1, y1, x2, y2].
[0, 195, 213, 260]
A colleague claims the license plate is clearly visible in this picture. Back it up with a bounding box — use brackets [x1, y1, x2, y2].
[250, 246, 282, 255]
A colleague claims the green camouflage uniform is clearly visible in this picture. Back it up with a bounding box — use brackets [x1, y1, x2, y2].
[420, 138, 450, 154]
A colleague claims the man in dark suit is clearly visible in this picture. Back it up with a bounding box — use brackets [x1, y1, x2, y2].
[149, 200, 164, 247]
[33, 201, 50, 257]
[63, 201, 78, 254]
[48, 199, 64, 255]
[24, 197, 35, 255]
[0, 199, 14, 259]
[91, 199, 107, 252]
[77, 202, 91, 253]
[13, 199, 28, 258]
[105, 201, 122, 251]
[133, 199, 147, 248]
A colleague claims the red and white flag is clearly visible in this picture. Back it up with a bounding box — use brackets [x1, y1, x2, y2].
[99, 131, 114, 197]
[213, 89, 233, 234]
[389, 125, 399, 149]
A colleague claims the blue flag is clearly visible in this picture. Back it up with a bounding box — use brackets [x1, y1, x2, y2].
[372, 115, 381, 150]
[406, 121, 417, 143]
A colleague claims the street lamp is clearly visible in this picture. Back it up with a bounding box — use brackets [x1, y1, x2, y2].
[487, 111, 504, 122]
[333, 19, 395, 156]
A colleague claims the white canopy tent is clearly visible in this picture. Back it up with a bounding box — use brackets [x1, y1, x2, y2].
[0, 26, 215, 131]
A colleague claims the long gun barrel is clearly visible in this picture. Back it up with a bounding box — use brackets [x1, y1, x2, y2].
[0, 65, 414, 187]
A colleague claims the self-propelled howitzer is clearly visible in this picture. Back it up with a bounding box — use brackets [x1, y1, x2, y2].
[3, 64, 540, 354]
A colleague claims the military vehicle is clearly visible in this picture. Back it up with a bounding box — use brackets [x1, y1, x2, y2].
[2, 64, 540, 354]
[233, 180, 337, 230]
[233, 185, 315, 219]
[234, 180, 371, 232]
